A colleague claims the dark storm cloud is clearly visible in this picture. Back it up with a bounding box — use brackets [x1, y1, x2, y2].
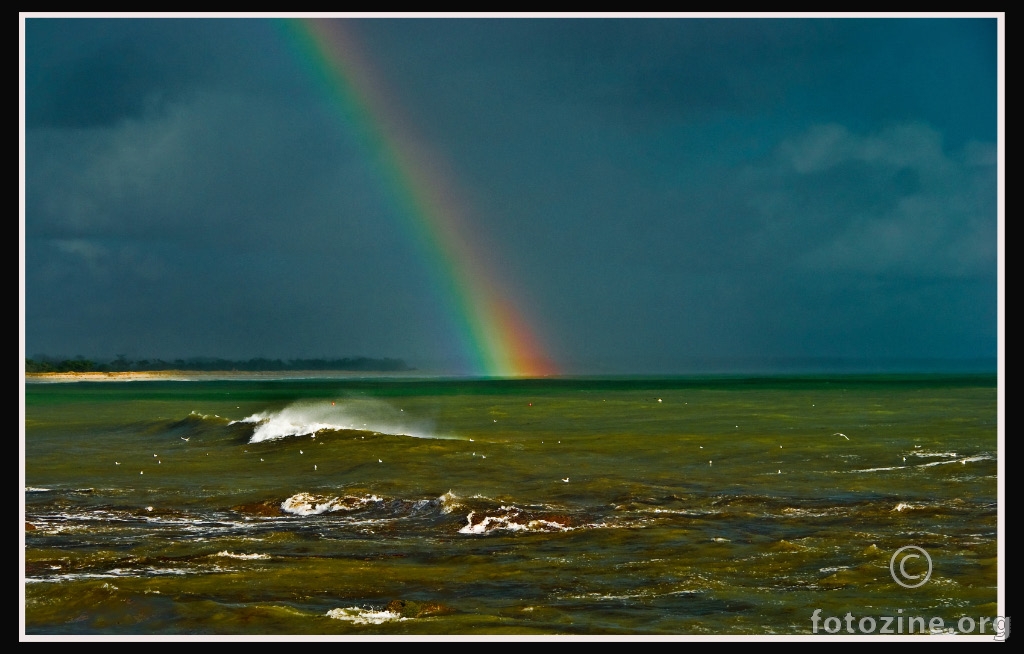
[25, 19, 309, 128]
[22, 15, 1000, 373]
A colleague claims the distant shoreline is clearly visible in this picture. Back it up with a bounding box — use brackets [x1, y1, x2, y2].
[24, 369, 997, 385]
[23, 370, 423, 383]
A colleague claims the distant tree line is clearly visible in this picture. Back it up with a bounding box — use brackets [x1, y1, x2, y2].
[25, 355, 412, 373]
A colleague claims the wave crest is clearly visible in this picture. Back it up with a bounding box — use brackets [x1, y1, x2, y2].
[459, 506, 573, 535]
[281, 492, 383, 516]
[234, 399, 442, 443]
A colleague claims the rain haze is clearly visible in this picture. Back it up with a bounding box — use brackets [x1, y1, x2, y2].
[20, 14, 1002, 376]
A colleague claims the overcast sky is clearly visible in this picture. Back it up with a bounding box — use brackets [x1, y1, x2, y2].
[21, 14, 1002, 375]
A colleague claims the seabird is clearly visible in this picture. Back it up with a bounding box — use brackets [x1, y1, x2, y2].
[835, 433, 849, 440]
[180, 437, 190, 442]
[562, 477, 569, 483]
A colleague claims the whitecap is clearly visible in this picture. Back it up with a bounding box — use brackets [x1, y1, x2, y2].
[280, 492, 382, 516]
[848, 465, 905, 473]
[438, 490, 461, 514]
[326, 607, 406, 624]
[213, 551, 270, 560]
[240, 399, 443, 443]
[459, 507, 572, 535]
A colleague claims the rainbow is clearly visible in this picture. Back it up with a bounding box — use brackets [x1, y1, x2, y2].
[281, 18, 556, 377]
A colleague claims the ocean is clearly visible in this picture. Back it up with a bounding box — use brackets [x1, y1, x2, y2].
[22, 374, 1000, 637]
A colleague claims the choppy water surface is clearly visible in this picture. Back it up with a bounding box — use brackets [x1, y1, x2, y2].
[23, 375, 999, 635]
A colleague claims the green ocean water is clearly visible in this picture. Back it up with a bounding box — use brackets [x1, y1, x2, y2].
[23, 375, 1000, 636]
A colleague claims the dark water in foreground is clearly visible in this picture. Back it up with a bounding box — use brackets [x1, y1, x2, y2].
[23, 375, 999, 636]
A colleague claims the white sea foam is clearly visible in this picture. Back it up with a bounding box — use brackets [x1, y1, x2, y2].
[25, 572, 121, 583]
[30, 566, 208, 583]
[237, 399, 443, 443]
[280, 492, 382, 516]
[188, 410, 223, 421]
[213, 551, 270, 560]
[438, 490, 461, 514]
[846, 452, 993, 474]
[326, 607, 406, 624]
[819, 565, 852, 574]
[459, 507, 572, 535]
[780, 506, 845, 518]
[919, 453, 993, 467]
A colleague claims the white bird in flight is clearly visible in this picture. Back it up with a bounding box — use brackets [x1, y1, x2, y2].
[562, 477, 569, 483]
[835, 433, 849, 440]
[180, 437, 190, 442]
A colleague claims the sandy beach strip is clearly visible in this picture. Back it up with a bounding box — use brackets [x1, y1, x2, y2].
[24, 370, 419, 383]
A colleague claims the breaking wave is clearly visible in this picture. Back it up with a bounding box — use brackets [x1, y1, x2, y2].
[326, 607, 406, 624]
[233, 399, 447, 443]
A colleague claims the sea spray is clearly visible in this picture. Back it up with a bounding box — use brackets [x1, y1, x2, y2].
[236, 398, 441, 443]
